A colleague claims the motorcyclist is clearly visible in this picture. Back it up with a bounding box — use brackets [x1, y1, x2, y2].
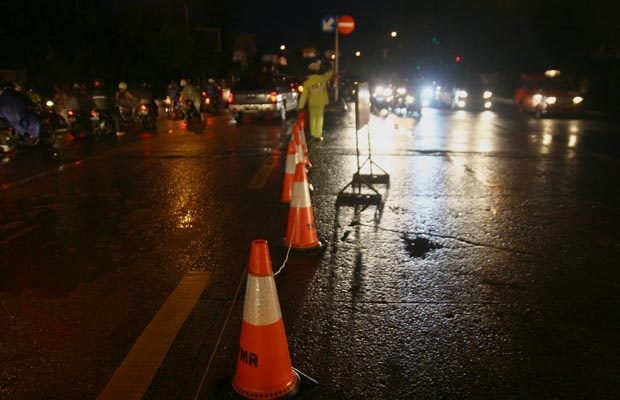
[115, 81, 137, 114]
[204, 78, 220, 112]
[179, 79, 203, 120]
[91, 78, 123, 136]
[23, 83, 43, 109]
[0, 83, 41, 144]
[166, 80, 179, 106]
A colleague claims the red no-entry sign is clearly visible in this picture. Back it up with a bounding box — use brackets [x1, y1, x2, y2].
[338, 15, 355, 35]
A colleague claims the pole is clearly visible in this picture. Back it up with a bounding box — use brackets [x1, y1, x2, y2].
[184, 0, 190, 30]
[334, 17, 339, 102]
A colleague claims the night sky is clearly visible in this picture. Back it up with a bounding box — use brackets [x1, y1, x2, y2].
[2, 0, 619, 94]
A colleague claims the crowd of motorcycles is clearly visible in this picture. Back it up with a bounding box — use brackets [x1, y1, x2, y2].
[0, 79, 223, 154]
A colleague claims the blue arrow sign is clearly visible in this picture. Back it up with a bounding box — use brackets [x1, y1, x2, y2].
[321, 15, 336, 33]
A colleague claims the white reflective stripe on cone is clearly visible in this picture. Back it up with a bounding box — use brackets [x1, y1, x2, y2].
[291, 182, 311, 208]
[296, 144, 304, 164]
[243, 275, 282, 326]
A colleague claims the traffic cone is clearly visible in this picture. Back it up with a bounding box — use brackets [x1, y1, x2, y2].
[216, 239, 318, 399]
[283, 163, 324, 255]
[280, 140, 298, 204]
[292, 125, 311, 169]
[297, 110, 306, 128]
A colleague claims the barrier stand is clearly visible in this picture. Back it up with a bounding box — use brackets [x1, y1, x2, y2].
[336, 82, 389, 206]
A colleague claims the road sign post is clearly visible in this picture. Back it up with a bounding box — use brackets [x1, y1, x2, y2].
[321, 14, 355, 103]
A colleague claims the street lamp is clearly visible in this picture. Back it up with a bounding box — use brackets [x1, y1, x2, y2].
[280, 44, 286, 51]
[390, 31, 398, 38]
[355, 51, 361, 57]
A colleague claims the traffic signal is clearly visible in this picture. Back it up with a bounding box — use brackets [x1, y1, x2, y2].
[455, 55, 462, 63]
[432, 36, 440, 46]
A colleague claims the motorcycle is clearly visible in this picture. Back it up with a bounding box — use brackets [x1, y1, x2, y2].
[136, 99, 156, 130]
[183, 100, 201, 123]
[39, 99, 68, 133]
[203, 94, 220, 115]
[163, 96, 179, 120]
[66, 108, 115, 140]
[201, 89, 220, 115]
[0, 115, 56, 152]
[117, 104, 135, 127]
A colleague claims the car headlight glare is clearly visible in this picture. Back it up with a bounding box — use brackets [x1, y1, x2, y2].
[572, 96, 583, 104]
[456, 90, 468, 98]
[546, 96, 557, 105]
[396, 87, 407, 95]
[532, 94, 543, 105]
[383, 87, 393, 97]
[405, 95, 414, 104]
[483, 91, 493, 99]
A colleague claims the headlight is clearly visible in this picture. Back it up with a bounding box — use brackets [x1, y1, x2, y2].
[373, 86, 384, 97]
[396, 87, 407, 95]
[483, 91, 493, 99]
[572, 96, 583, 104]
[46, 100, 54, 107]
[422, 87, 433, 98]
[546, 96, 557, 105]
[383, 87, 393, 97]
[456, 90, 468, 98]
[405, 95, 414, 104]
[532, 94, 543, 105]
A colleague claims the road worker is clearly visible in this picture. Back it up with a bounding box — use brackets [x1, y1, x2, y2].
[298, 61, 334, 141]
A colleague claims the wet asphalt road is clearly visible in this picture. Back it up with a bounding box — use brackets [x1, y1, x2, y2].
[1, 104, 619, 399]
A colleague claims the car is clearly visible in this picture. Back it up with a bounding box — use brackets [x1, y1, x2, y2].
[435, 74, 494, 111]
[228, 73, 299, 123]
[514, 70, 584, 117]
[370, 80, 422, 118]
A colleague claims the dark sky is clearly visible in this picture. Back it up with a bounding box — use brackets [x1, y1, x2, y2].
[3, 0, 618, 85]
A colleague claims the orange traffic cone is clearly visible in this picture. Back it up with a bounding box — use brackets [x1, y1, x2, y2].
[283, 163, 324, 255]
[216, 240, 317, 399]
[297, 111, 306, 131]
[280, 140, 298, 204]
[292, 125, 311, 169]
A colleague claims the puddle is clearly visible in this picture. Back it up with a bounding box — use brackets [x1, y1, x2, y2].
[402, 234, 443, 259]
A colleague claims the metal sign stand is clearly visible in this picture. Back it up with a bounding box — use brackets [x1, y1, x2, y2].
[336, 82, 390, 206]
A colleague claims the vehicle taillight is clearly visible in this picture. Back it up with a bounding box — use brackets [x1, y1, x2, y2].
[202, 91, 207, 97]
[228, 93, 234, 103]
[67, 110, 74, 117]
[140, 104, 147, 111]
[90, 110, 99, 118]
[205, 97, 211, 105]
[270, 91, 277, 103]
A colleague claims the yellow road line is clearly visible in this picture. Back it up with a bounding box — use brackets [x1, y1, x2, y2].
[247, 155, 276, 190]
[98, 270, 211, 400]
[0, 224, 41, 245]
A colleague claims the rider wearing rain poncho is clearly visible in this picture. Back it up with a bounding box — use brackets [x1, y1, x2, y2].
[0, 83, 40, 142]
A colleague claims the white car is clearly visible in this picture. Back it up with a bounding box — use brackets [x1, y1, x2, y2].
[228, 74, 299, 123]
